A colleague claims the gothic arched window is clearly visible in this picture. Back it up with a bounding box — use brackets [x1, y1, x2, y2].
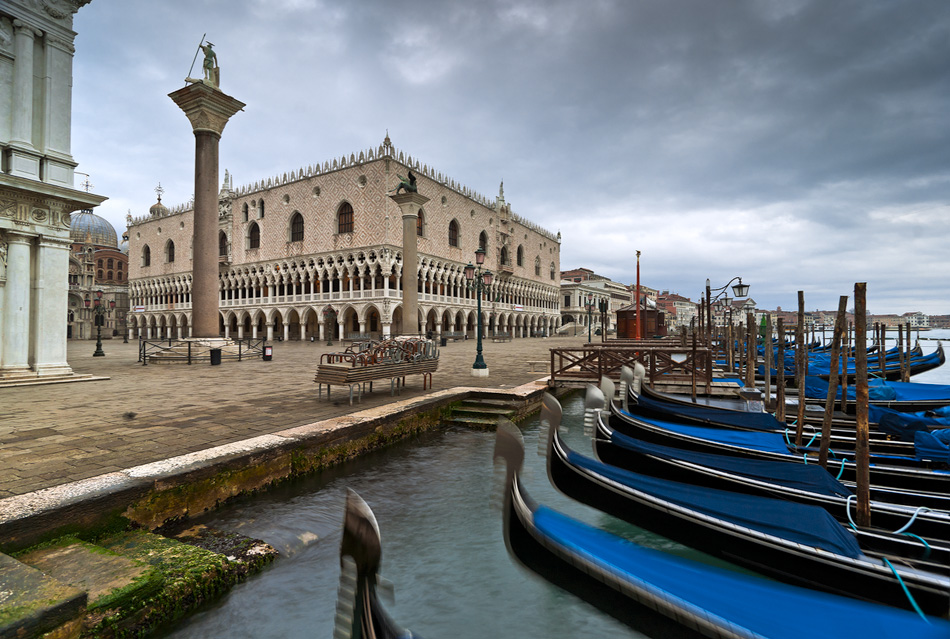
[290, 212, 304, 242]
[249, 222, 261, 249]
[337, 202, 354, 234]
[448, 219, 459, 247]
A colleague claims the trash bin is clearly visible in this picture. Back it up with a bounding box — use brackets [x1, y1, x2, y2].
[440, 337, 447, 346]
[210, 348, 222, 366]
[263, 345, 273, 361]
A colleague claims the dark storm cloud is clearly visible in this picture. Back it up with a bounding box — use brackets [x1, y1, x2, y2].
[71, 0, 950, 313]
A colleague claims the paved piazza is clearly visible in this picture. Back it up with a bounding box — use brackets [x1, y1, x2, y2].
[0, 335, 591, 499]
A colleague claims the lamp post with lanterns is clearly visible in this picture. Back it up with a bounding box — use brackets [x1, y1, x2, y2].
[585, 292, 595, 343]
[464, 247, 493, 377]
[86, 290, 114, 357]
[705, 277, 749, 345]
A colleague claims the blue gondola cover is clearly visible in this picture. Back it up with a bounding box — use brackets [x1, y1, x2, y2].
[566, 450, 864, 559]
[609, 429, 854, 498]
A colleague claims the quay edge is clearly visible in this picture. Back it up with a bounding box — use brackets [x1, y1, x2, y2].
[0, 381, 555, 554]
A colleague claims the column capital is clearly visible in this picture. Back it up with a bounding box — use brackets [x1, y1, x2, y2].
[389, 192, 430, 218]
[168, 82, 245, 137]
[12, 20, 42, 38]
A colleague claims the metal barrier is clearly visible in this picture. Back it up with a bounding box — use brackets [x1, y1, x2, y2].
[138, 337, 267, 365]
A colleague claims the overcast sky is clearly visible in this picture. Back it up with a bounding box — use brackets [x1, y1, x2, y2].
[71, 0, 949, 315]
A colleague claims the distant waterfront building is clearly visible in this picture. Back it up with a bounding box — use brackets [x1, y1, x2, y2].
[657, 292, 698, 329]
[127, 137, 562, 341]
[68, 209, 129, 340]
[558, 268, 631, 335]
[902, 311, 930, 329]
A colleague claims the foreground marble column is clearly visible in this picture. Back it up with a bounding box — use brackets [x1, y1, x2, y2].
[32, 237, 74, 375]
[169, 83, 244, 338]
[0, 233, 33, 377]
[389, 192, 429, 337]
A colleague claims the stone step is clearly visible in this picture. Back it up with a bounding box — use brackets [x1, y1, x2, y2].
[4, 528, 277, 638]
[448, 415, 503, 429]
[0, 551, 86, 639]
[454, 404, 514, 416]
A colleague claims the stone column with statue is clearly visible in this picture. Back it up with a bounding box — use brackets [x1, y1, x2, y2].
[170, 40, 244, 339]
[389, 171, 428, 338]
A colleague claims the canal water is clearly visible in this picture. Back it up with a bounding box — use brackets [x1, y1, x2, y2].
[162, 393, 726, 639]
[162, 333, 949, 638]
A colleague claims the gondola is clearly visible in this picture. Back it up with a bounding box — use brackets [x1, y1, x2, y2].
[589, 383, 950, 545]
[788, 343, 942, 382]
[494, 420, 950, 638]
[623, 368, 916, 458]
[333, 488, 418, 639]
[869, 405, 950, 441]
[606, 396, 950, 511]
[539, 392, 950, 614]
[802, 373, 950, 414]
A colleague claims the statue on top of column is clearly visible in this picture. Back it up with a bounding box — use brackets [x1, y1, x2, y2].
[390, 170, 418, 194]
[185, 38, 221, 88]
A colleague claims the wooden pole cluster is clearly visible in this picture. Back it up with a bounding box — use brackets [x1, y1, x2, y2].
[819, 296, 849, 469]
[745, 312, 755, 388]
[794, 291, 806, 446]
[764, 314, 773, 411]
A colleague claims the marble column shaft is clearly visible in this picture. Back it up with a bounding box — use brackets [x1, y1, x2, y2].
[11, 21, 38, 147]
[1, 233, 33, 373]
[401, 211, 418, 335]
[32, 237, 72, 375]
[192, 130, 220, 337]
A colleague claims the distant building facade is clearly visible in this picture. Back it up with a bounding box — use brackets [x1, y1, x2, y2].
[127, 137, 562, 341]
[67, 209, 129, 339]
[558, 268, 631, 334]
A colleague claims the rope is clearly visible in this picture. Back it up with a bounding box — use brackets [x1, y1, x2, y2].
[882, 557, 929, 623]
[892, 506, 930, 535]
[901, 533, 932, 560]
[835, 457, 847, 480]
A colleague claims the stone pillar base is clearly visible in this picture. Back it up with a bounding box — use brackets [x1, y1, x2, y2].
[34, 363, 75, 377]
[0, 366, 37, 380]
[470, 367, 490, 378]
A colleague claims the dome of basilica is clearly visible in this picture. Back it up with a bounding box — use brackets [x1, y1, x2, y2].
[70, 209, 118, 248]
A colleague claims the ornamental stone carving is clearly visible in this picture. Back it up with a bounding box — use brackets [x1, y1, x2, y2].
[0, 17, 13, 54]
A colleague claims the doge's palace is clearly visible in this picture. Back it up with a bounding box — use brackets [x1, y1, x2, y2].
[0, 0, 106, 380]
[127, 135, 562, 343]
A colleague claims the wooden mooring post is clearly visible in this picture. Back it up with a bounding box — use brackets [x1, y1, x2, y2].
[776, 318, 786, 423]
[794, 291, 806, 446]
[854, 283, 871, 527]
[764, 314, 773, 411]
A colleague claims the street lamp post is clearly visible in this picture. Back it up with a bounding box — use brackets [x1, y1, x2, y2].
[86, 290, 115, 357]
[585, 292, 594, 343]
[705, 276, 749, 345]
[465, 247, 493, 377]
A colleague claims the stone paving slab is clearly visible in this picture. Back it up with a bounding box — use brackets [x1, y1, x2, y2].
[0, 335, 590, 499]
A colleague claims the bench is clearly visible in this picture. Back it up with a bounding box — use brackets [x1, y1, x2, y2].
[345, 333, 372, 343]
[314, 359, 439, 405]
[442, 331, 466, 341]
[492, 333, 512, 342]
[527, 360, 550, 372]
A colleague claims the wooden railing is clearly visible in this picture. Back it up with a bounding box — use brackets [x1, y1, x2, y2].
[548, 342, 714, 392]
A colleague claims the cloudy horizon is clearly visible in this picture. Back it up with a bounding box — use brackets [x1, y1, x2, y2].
[70, 0, 950, 315]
